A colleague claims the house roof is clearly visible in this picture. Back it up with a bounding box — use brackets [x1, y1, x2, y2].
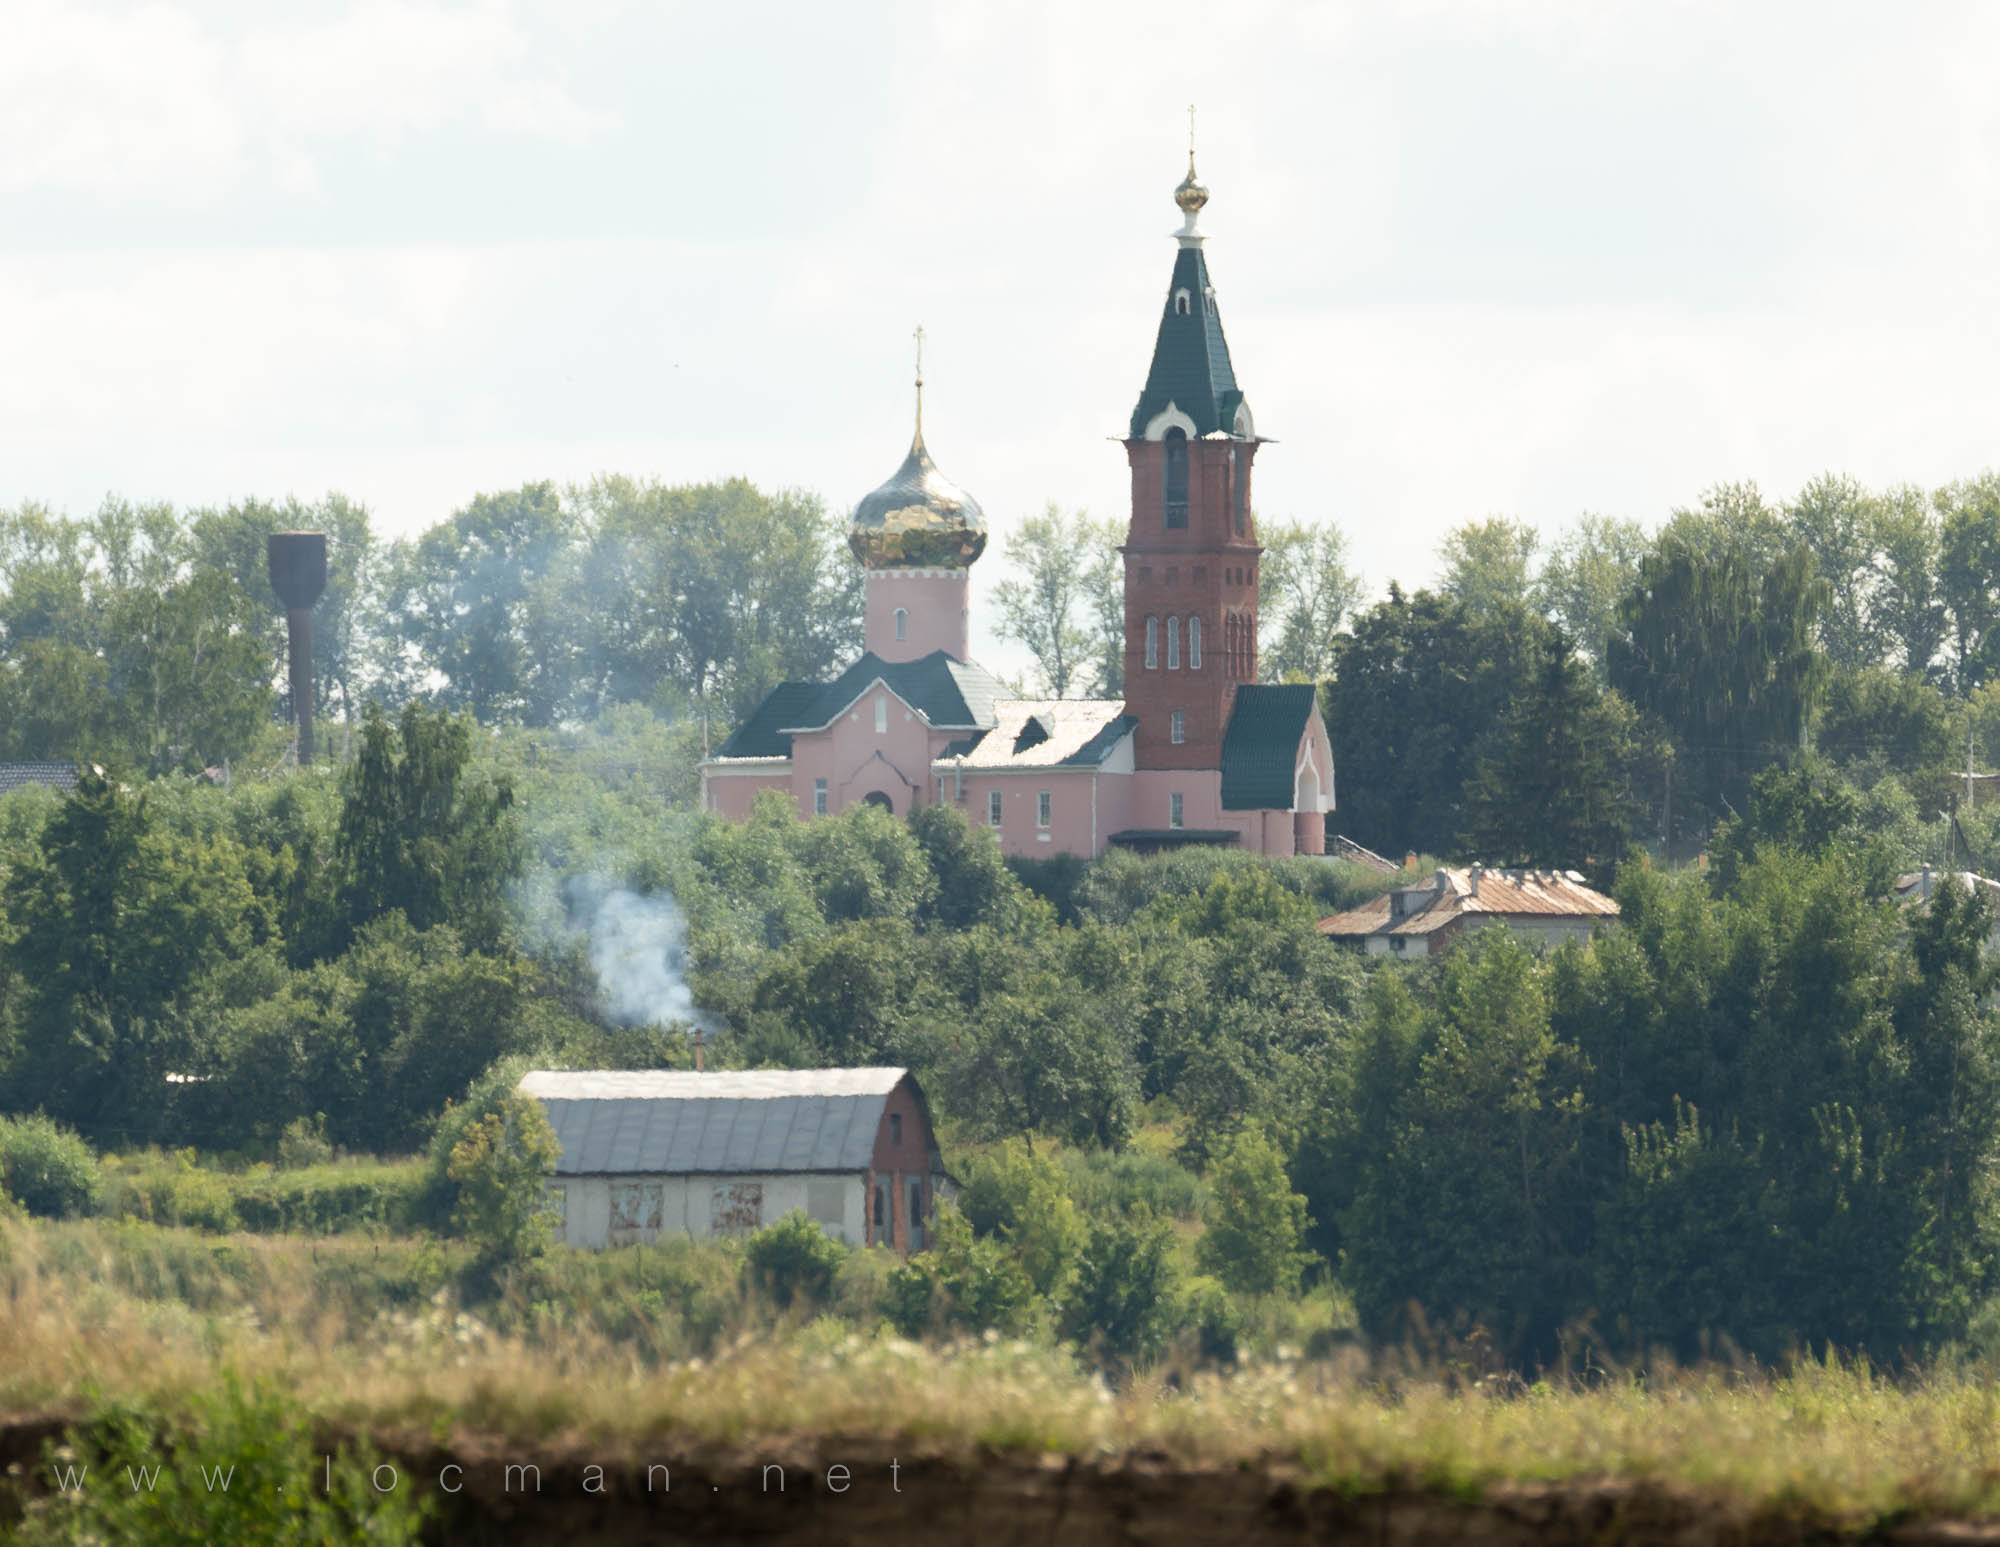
[1220, 683, 1321, 810]
[1319, 867, 1619, 940]
[712, 682, 822, 759]
[1893, 871, 2000, 909]
[784, 651, 1005, 734]
[938, 700, 1136, 771]
[0, 763, 79, 797]
[1130, 243, 1246, 439]
[519, 1067, 918, 1176]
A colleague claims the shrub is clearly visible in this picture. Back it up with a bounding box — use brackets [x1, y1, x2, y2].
[445, 1091, 561, 1266]
[1196, 1122, 1310, 1297]
[0, 1114, 102, 1219]
[886, 1207, 1041, 1338]
[1063, 1207, 1183, 1366]
[276, 1113, 335, 1169]
[230, 1162, 425, 1235]
[959, 1140, 1085, 1300]
[1172, 1272, 1241, 1367]
[744, 1209, 847, 1310]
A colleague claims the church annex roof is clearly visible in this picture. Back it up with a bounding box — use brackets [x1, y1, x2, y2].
[711, 682, 823, 760]
[1129, 243, 1245, 439]
[782, 650, 1006, 734]
[1220, 683, 1320, 810]
[938, 700, 1136, 771]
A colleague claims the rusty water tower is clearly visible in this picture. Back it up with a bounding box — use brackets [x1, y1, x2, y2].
[267, 531, 327, 763]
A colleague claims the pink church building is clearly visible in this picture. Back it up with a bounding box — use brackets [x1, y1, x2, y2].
[699, 156, 1334, 859]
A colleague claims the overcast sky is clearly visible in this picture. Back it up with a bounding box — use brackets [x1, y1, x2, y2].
[5, 0, 1997, 670]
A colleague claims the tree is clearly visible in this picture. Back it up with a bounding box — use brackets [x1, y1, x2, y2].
[1938, 473, 2000, 695]
[1534, 513, 1648, 670]
[1784, 473, 1885, 671]
[102, 569, 274, 773]
[334, 701, 522, 954]
[573, 475, 860, 733]
[992, 503, 1096, 698]
[1658, 480, 1788, 573]
[1258, 519, 1361, 684]
[1461, 633, 1652, 874]
[1438, 517, 1539, 617]
[1607, 533, 1827, 845]
[1062, 1207, 1183, 1364]
[1196, 1122, 1309, 1296]
[381, 482, 579, 724]
[910, 803, 1039, 933]
[1873, 483, 1947, 679]
[446, 1090, 562, 1265]
[957, 1138, 1086, 1301]
[1328, 587, 1550, 859]
[1080, 517, 1126, 698]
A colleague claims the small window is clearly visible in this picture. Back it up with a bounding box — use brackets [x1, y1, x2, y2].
[1037, 790, 1051, 828]
[1170, 710, 1186, 744]
[1170, 792, 1184, 829]
[1188, 615, 1202, 670]
[893, 607, 908, 642]
[813, 777, 827, 815]
[873, 1180, 887, 1238]
[1145, 616, 1158, 669]
[890, 1112, 902, 1146]
[1173, 288, 1191, 316]
[988, 789, 1003, 826]
[908, 1177, 924, 1236]
[1167, 617, 1180, 670]
[874, 694, 887, 733]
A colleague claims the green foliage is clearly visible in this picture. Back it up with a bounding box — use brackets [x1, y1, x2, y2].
[444, 1091, 561, 1266]
[18, 1380, 429, 1546]
[1438, 516, 1541, 618]
[1062, 1207, 1183, 1365]
[0, 1114, 102, 1219]
[277, 1114, 335, 1169]
[991, 502, 1099, 698]
[1196, 1123, 1310, 1297]
[1257, 519, 1361, 685]
[743, 1209, 847, 1310]
[958, 1139, 1086, 1300]
[886, 1206, 1042, 1338]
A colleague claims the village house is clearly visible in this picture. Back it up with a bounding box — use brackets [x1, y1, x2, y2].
[1317, 865, 1619, 958]
[518, 1067, 948, 1252]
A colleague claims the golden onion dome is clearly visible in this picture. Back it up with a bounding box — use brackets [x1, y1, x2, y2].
[1174, 155, 1209, 220]
[848, 428, 987, 569]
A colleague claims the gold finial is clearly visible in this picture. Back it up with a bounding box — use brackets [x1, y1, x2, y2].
[1174, 107, 1209, 226]
[912, 324, 926, 445]
[1188, 102, 1197, 175]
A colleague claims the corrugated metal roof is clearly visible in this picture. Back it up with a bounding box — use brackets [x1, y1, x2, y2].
[0, 763, 79, 797]
[940, 699, 1135, 770]
[1319, 867, 1618, 939]
[519, 1068, 908, 1176]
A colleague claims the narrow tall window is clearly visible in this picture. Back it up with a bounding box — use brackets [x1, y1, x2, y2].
[894, 607, 908, 642]
[1037, 790, 1051, 828]
[1234, 450, 1248, 535]
[1167, 617, 1180, 670]
[1170, 792, 1184, 829]
[874, 694, 887, 733]
[890, 1113, 902, 1146]
[1170, 710, 1186, 744]
[1145, 616, 1158, 669]
[988, 789, 1003, 826]
[1188, 615, 1202, 670]
[813, 777, 827, 816]
[1163, 428, 1188, 529]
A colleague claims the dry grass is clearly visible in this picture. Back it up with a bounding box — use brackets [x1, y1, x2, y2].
[7, 1217, 2000, 1528]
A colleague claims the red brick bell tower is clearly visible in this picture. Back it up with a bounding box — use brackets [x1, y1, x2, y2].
[1120, 149, 1263, 772]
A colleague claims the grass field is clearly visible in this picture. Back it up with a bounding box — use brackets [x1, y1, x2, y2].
[7, 1215, 2000, 1540]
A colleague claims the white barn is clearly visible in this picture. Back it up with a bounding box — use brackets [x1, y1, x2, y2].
[518, 1067, 949, 1252]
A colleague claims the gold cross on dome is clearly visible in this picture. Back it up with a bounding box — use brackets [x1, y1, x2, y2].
[913, 324, 925, 385]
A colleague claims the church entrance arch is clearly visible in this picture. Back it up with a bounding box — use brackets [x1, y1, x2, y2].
[861, 790, 894, 814]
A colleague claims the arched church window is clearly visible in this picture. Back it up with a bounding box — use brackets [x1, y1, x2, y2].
[1234, 448, 1248, 536]
[1163, 429, 1188, 529]
[1173, 289, 1191, 316]
[1188, 615, 1201, 670]
[1145, 616, 1158, 670]
[894, 607, 907, 642]
[1167, 616, 1180, 671]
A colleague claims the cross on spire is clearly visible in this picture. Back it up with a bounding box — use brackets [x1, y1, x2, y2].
[1187, 103, 1197, 173]
[912, 324, 925, 443]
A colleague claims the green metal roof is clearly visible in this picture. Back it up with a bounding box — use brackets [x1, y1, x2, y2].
[1129, 245, 1245, 439]
[783, 651, 1005, 733]
[1220, 683, 1320, 810]
[712, 682, 822, 759]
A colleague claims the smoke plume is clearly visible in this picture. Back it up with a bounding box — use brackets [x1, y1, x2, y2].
[563, 875, 699, 1028]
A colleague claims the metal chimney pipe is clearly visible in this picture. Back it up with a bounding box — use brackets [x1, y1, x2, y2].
[267, 532, 328, 764]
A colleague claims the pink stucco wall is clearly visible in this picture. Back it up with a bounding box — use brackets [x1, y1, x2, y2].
[703, 765, 790, 819]
[946, 769, 1126, 858]
[864, 570, 969, 662]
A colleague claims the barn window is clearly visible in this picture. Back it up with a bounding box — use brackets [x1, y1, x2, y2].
[1163, 428, 1188, 528]
[807, 1180, 846, 1235]
[908, 1178, 925, 1249]
[1145, 616, 1158, 669]
[710, 1181, 762, 1234]
[890, 1112, 902, 1146]
[873, 1179, 887, 1241]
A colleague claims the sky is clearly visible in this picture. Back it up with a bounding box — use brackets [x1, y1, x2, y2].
[4, 0, 1998, 672]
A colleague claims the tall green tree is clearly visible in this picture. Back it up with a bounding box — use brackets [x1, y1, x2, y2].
[1258, 519, 1361, 684]
[1534, 513, 1649, 671]
[1873, 483, 1947, 679]
[1938, 473, 2000, 695]
[1785, 473, 1884, 671]
[1438, 516, 1540, 618]
[992, 503, 1096, 698]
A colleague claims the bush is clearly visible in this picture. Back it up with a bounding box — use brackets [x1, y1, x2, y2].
[959, 1140, 1085, 1300]
[744, 1209, 846, 1310]
[445, 1091, 561, 1266]
[230, 1162, 424, 1235]
[0, 1114, 102, 1219]
[1063, 1207, 1183, 1366]
[1196, 1123, 1310, 1297]
[276, 1113, 335, 1169]
[886, 1207, 1041, 1338]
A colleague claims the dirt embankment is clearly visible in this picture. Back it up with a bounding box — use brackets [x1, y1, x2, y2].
[7, 1418, 2000, 1546]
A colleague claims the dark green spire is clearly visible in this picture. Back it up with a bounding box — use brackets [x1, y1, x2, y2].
[1128, 157, 1250, 439]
